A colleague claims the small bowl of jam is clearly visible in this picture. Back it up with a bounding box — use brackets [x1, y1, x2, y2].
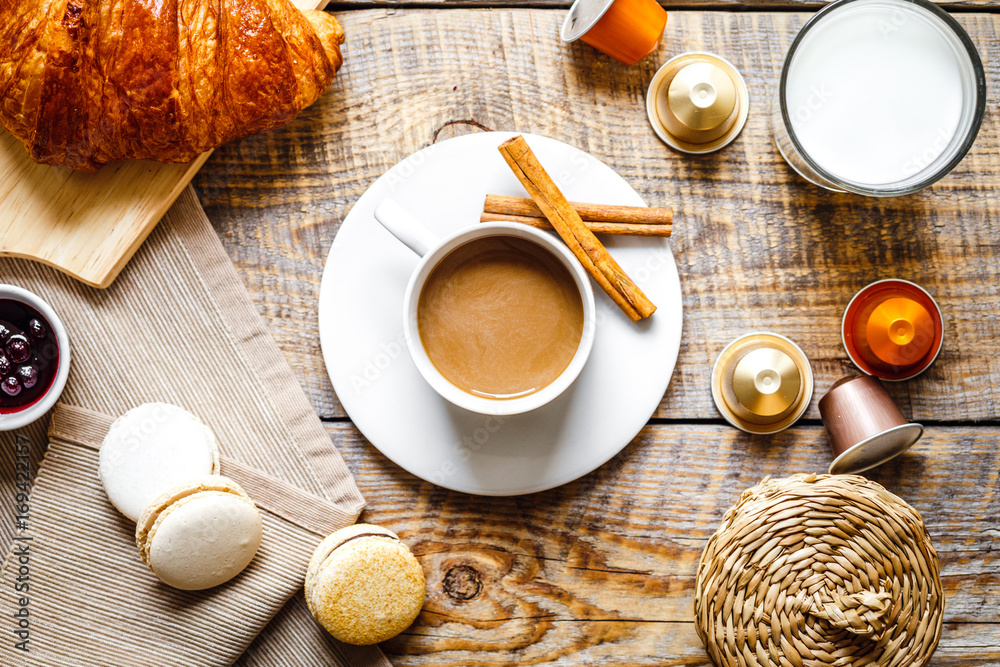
[0, 285, 71, 431]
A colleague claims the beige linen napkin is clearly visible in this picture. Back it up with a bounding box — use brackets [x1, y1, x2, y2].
[0, 187, 392, 667]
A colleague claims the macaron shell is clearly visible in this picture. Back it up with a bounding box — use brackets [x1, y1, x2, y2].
[136, 475, 250, 563]
[145, 491, 262, 591]
[305, 524, 398, 589]
[99, 403, 220, 522]
[307, 537, 425, 645]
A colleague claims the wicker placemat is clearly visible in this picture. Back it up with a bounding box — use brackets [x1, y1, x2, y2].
[695, 474, 943, 667]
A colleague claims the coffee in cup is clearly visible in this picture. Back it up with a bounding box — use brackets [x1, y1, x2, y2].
[373, 199, 596, 416]
[417, 234, 584, 400]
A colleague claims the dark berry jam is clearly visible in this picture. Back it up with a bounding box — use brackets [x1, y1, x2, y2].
[0, 300, 59, 414]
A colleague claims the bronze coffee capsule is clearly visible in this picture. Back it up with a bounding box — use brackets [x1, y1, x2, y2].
[646, 52, 750, 154]
[712, 332, 813, 434]
[819, 375, 924, 475]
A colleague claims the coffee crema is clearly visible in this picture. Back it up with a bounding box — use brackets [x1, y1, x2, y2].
[417, 236, 584, 400]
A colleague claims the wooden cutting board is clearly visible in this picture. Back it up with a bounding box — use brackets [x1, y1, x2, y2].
[0, 0, 329, 289]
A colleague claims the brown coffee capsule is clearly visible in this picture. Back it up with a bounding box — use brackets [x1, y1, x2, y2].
[819, 375, 924, 475]
[646, 52, 750, 154]
[711, 332, 813, 434]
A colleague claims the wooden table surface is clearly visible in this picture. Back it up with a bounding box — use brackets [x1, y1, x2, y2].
[192, 2, 1000, 664]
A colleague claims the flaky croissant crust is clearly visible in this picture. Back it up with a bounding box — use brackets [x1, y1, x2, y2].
[0, 0, 344, 171]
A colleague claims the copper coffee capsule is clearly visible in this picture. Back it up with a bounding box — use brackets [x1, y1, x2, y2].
[646, 52, 750, 154]
[712, 332, 813, 434]
[843, 279, 944, 381]
[819, 375, 924, 475]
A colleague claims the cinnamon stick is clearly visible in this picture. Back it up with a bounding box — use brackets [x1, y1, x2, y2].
[485, 194, 673, 228]
[497, 135, 656, 321]
[480, 212, 672, 237]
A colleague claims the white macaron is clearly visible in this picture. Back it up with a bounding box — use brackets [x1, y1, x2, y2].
[99, 403, 220, 522]
[136, 476, 263, 590]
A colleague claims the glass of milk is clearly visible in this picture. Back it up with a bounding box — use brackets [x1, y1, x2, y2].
[773, 0, 985, 196]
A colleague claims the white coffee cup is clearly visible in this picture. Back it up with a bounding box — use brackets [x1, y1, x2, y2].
[374, 199, 596, 416]
[0, 285, 71, 431]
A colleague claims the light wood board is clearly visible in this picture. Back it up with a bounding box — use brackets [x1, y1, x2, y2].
[0, 0, 329, 289]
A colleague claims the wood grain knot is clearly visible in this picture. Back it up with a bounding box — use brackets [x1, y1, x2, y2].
[432, 119, 493, 144]
[443, 564, 483, 601]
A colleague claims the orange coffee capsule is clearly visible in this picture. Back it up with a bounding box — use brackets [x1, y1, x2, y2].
[842, 279, 943, 381]
[561, 0, 668, 66]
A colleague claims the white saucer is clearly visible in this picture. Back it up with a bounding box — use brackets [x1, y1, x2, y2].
[318, 132, 682, 495]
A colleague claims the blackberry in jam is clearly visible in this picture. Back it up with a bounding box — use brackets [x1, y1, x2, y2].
[17, 365, 38, 389]
[0, 300, 60, 413]
[2, 376, 20, 397]
[28, 318, 46, 339]
[6, 335, 30, 363]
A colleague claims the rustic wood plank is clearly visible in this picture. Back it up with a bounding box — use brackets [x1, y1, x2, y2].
[322, 421, 1000, 665]
[194, 8, 1000, 424]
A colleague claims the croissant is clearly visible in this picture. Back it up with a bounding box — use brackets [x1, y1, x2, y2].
[0, 0, 344, 171]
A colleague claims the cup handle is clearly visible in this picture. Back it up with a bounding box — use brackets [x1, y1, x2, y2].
[373, 199, 440, 258]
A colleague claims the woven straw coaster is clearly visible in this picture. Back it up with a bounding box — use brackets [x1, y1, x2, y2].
[695, 474, 943, 667]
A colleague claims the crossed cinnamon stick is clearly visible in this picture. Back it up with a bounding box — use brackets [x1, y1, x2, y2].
[482, 195, 673, 237]
[497, 135, 657, 322]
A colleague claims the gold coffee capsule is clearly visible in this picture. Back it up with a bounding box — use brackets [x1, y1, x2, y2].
[646, 52, 750, 154]
[712, 332, 813, 434]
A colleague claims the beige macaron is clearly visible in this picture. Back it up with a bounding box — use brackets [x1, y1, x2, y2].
[136, 476, 262, 591]
[305, 524, 425, 645]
